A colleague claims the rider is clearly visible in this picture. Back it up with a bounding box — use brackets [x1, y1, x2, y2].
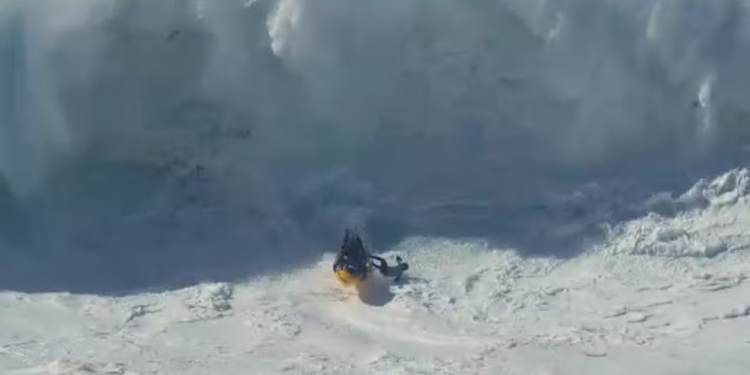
[333, 229, 408, 282]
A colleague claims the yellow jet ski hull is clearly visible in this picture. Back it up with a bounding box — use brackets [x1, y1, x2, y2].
[334, 266, 369, 287]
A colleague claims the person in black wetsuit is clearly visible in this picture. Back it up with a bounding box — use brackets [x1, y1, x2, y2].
[333, 229, 408, 281]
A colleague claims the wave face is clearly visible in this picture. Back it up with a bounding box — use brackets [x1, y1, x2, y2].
[1, 0, 749, 293]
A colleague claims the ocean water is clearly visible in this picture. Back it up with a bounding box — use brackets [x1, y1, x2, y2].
[0, 0, 748, 294]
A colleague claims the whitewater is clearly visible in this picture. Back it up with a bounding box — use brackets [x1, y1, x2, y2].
[1, 0, 750, 374]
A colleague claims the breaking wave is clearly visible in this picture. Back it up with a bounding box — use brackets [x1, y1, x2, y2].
[0, 0, 749, 293]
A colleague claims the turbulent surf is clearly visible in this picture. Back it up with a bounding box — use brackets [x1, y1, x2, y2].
[0, 0, 748, 295]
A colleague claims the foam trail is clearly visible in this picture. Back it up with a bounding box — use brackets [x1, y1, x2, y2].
[0, 0, 748, 293]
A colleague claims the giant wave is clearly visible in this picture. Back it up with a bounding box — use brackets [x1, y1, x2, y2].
[0, 0, 748, 293]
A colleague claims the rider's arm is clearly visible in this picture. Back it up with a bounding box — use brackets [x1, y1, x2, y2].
[368, 255, 388, 274]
